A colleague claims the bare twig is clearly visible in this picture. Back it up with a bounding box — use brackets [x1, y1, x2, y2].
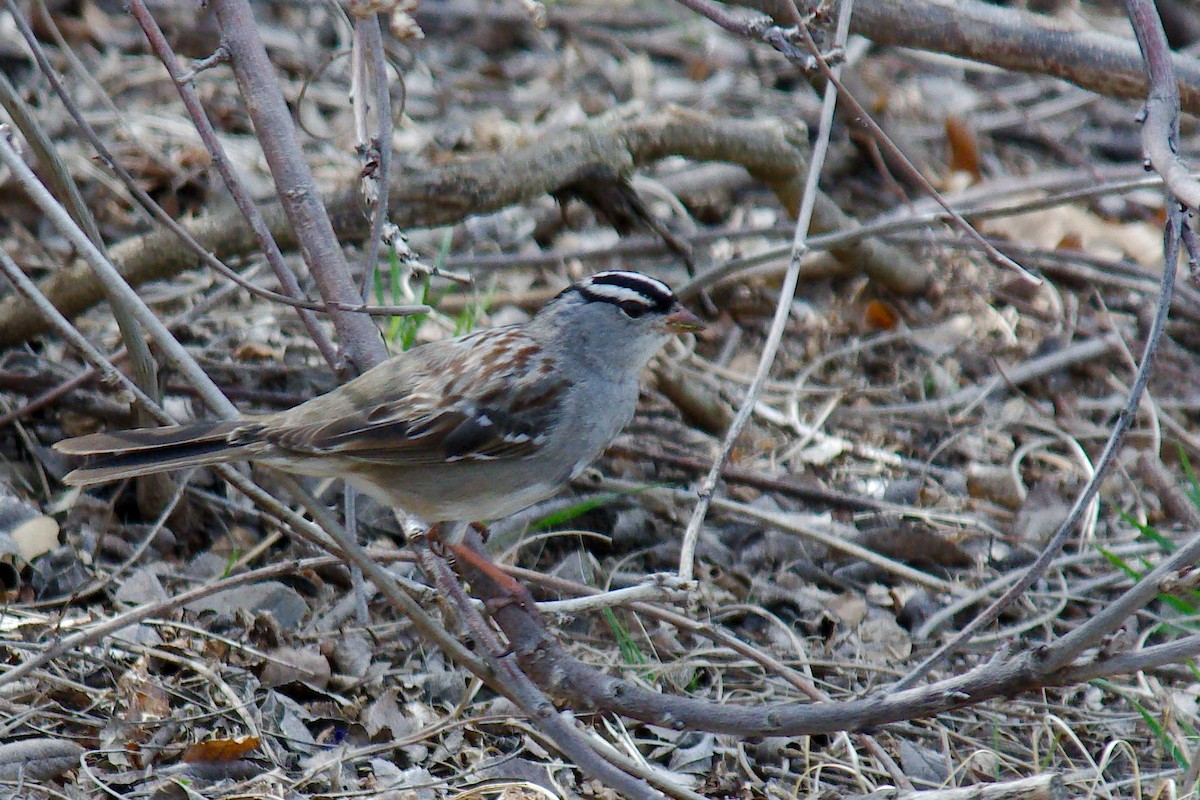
[864, 335, 1120, 417]
[351, 9, 394, 302]
[789, 24, 1038, 283]
[893, 0, 1184, 688]
[677, 166, 1163, 298]
[126, 0, 342, 371]
[893, 218, 1176, 687]
[1038, 511, 1200, 673]
[677, 0, 854, 583]
[0, 12, 179, 516]
[1002, 0, 1200, 676]
[1126, 0, 1200, 210]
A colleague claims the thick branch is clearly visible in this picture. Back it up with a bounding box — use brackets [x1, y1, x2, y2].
[210, 0, 387, 371]
[0, 109, 925, 348]
[850, 0, 1200, 113]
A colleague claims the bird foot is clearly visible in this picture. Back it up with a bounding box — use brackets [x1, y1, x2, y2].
[425, 522, 530, 613]
[443, 540, 528, 600]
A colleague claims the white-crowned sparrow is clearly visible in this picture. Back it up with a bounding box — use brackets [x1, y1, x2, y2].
[55, 271, 704, 527]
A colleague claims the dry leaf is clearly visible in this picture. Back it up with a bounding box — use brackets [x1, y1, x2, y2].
[944, 114, 982, 181]
[233, 342, 280, 361]
[182, 736, 261, 763]
[118, 659, 171, 722]
[984, 205, 1161, 266]
[863, 299, 900, 330]
[10, 515, 59, 561]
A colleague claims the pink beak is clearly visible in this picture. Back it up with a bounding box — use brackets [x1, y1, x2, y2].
[663, 305, 705, 334]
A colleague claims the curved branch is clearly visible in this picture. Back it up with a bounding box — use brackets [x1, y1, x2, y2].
[449, 528, 1200, 737]
[1125, 0, 1200, 210]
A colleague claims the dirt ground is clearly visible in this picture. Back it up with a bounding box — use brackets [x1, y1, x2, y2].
[2, 1, 1199, 798]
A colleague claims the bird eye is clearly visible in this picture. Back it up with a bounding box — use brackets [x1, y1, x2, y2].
[619, 300, 647, 318]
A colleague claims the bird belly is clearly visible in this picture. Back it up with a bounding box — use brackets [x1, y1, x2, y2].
[346, 461, 562, 523]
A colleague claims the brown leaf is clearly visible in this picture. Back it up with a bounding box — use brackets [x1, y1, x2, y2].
[1056, 231, 1084, 251]
[944, 115, 982, 180]
[260, 646, 331, 688]
[233, 342, 280, 361]
[361, 687, 410, 739]
[863, 299, 900, 330]
[181, 736, 261, 763]
[118, 659, 170, 722]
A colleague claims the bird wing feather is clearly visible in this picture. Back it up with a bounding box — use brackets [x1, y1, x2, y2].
[257, 328, 565, 466]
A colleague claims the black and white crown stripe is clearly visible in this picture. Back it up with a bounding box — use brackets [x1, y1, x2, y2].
[575, 271, 675, 314]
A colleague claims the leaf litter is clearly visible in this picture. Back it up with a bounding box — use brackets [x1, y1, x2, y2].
[0, 1, 1197, 798]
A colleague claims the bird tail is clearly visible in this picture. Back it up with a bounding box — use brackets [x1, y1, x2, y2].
[54, 421, 259, 486]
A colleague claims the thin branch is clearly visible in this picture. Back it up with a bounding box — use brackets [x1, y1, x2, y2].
[676, 0, 854, 582]
[126, 0, 342, 371]
[1055, 633, 1200, 683]
[352, 9, 394, 303]
[1126, 0, 1200, 210]
[1, 4, 187, 519]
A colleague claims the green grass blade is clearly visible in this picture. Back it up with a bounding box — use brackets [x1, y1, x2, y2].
[601, 608, 646, 667]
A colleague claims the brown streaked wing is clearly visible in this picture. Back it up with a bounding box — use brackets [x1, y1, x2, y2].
[256, 328, 566, 466]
